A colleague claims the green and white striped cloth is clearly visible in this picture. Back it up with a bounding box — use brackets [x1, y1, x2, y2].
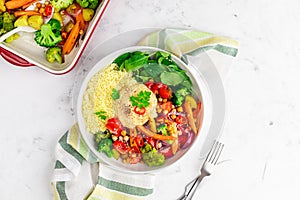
[52, 28, 239, 200]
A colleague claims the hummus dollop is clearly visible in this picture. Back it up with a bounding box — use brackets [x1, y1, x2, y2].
[114, 83, 157, 129]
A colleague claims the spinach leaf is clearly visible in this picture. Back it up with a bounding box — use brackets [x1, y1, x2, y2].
[125, 54, 149, 71]
[113, 52, 132, 67]
[160, 71, 185, 86]
[111, 88, 120, 100]
[142, 63, 167, 82]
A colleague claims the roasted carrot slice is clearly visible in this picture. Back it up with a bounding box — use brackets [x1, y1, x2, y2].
[6, 0, 35, 10]
[14, 10, 41, 17]
[137, 125, 174, 141]
[62, 20, 80, 55]
[22, 0, 39, 9]
[76, 11, 85, 31]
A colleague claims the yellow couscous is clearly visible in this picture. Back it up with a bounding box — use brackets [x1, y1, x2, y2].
[82, 63, 127, 133]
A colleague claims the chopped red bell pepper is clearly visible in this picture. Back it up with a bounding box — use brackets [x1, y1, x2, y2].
[133, 106, 146, 115]
[145, 136, 156, 148]
[135, 134, 145, 147]
[175, 115, 187, 124]
[106, 118, 124, 136]
[158, 85, 172, 99]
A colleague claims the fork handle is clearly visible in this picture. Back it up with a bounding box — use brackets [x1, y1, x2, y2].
[184, 173, 209, 200]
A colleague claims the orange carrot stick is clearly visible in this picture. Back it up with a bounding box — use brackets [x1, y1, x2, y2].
[22, 0, 39, 9]
[75, 11, 85, 31]
[62, 20, 80, 55]
[5, 0, 35, 10]
[14, 10, 41, 17]
[137, 125, 174, 141]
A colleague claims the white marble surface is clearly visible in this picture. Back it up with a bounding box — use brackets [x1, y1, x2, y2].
[1, 0, 300, 199]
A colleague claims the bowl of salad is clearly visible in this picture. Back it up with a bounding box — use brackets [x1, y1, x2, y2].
[77, 46, 211, 172]
[0, 0, 109, 74]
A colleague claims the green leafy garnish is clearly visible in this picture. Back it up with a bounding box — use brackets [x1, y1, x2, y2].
[95, 111, 107, 120]
[111, 88, 120, 100]
[130, 90, 151, 109]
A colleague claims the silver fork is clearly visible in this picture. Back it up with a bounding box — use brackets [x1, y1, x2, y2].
[178, 140, 225, 200]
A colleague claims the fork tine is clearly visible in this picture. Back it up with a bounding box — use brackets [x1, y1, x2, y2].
[211, 142, 224, 165]
[205, 141, 224, 164]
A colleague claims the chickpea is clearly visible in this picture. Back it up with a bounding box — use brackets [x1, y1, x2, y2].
[112, 135, 118, 141]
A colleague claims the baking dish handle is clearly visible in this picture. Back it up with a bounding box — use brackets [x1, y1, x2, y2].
[0, 47, 34, 67]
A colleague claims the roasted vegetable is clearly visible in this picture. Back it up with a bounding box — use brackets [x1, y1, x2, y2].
[142, 148, 165, 167]
[28, 15, 43, 30]
[14, 15, 28, 27]
[0, 0, 5, 13]
[51, 0, 74, 11]
[82, 8, 94, 21]
[34, 19, 62, 47]
[97, 138, 113, 158]
[5, 33, 19, 43]
[76, 0, 99, 9]
[0, 12, 16, 36]
[46, 47, 63, 64]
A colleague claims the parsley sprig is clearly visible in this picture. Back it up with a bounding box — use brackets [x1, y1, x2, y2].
[111, 88, 120, 100]
[95, 111, 107, 120]
[130, 90, 151, 108]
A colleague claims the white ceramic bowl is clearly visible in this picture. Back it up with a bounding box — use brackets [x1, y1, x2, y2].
[76, 46, 212, 173]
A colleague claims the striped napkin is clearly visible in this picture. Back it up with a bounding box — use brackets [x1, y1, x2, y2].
[52, 28, 239, 200]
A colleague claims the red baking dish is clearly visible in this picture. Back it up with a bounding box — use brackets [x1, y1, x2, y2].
[0, 0, 110, 75]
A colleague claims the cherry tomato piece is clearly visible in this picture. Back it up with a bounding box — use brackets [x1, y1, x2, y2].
[113, 141, 130, 154]
[44, 5, 53, 17]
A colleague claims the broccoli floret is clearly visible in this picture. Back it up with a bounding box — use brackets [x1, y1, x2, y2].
[0, 15, 3, 27]
[51, 0, 74, 11]
[142, 149, 165, 167]
[76, 0, 99, 9]
[94, 130, 111, 143]
[157, 124, 168, 136]
[173, 87, 190, 106]
[0, 12, 15, 35]
[97, 138, 113, 158]
[140, 143, 153, 154]
[48, 19, 62, 35]
[35, 20, 62, 47]
[46, 47, 63, 63]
